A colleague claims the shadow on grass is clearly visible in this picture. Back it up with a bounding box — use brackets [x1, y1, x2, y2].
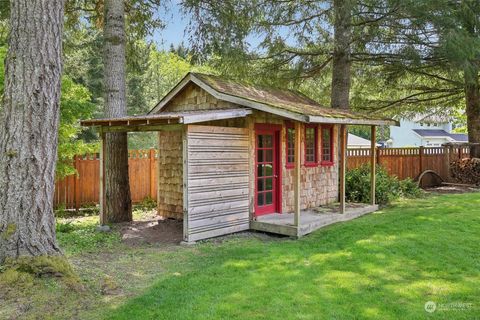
[102, 194, 480, 320]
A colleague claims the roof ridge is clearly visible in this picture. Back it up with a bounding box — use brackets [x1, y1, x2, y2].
[191, 72, 320, 102]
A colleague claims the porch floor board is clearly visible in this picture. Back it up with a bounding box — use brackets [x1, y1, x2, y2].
[250, 203, 379, 237]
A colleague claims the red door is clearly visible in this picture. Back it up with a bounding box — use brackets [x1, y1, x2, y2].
[255, 126, 281, 216]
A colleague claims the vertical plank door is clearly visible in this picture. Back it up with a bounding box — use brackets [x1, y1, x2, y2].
[185, 125, 250, 242]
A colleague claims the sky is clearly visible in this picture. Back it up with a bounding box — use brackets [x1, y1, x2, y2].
[149, 1, 268, 51]
[151, 2, 189, 50]
[149, 1, 297, 52]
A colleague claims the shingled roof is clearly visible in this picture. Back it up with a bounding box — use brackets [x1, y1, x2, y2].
[413, 129, 468, 142]
[150, 72, 397, 126]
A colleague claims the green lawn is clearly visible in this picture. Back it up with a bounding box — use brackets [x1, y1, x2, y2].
[1, 193, 479, 319]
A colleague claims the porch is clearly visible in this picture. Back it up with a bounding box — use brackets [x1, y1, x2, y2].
[251, 203, 379, 237]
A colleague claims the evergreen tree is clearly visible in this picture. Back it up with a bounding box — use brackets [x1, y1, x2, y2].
[0, 0, 65, 263]
[103, 0, 132, 223]
[127, 41, 151, 115]
[356, 0, 480, 155]
[182, 0, 399, 108]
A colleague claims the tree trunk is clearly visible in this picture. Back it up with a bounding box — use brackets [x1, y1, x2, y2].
[331, 0, 352, 110]
[465, 79, 480, 158]
[0, 0, 65, 263]
[103, 0, 132, 222]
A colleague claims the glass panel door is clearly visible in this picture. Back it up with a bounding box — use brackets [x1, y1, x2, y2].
[255, 131, 277, 215]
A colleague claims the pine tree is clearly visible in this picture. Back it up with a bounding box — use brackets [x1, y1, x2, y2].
[103, 0, 133, 222]
[0, 0, 65, 262]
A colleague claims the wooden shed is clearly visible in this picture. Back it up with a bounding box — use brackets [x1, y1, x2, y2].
[82, 73, 397, 243]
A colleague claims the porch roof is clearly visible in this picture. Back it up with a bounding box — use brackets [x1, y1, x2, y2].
[80, 108, 252, 129]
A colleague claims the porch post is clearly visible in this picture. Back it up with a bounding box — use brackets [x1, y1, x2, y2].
[339, 124, 347, 214]
[99, 129, 107, 225]
[294, 121, 301, 226]
[370, 126, 376, 206]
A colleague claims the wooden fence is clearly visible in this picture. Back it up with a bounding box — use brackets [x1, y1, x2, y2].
[54, 150, 158, 209]
[347, 146, 470, 181]
[55, 146, 469, 209]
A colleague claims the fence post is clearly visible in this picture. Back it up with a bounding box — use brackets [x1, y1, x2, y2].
[444, 145, 453, 181]
[149, 149, 156, 199]
[370, 126, 376, 206]
[74, 155, 80, 210]
[99, 132, 106, 225]
[419, 146, 424, 174]
[376, 147, 381, 165]
[458, 146, 462, 160]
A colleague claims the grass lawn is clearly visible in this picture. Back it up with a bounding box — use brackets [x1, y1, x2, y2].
[1, 193, 479, 319]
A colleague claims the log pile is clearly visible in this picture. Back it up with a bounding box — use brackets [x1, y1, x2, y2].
[450, 158, 480, 185]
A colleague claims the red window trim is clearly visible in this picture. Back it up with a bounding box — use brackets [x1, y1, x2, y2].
[304, 124, 318, 167]
[320, 125, 334, 166]
[285, 121, 294, 169]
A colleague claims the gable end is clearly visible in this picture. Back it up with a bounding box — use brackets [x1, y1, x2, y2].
[156, 82, 240, 113]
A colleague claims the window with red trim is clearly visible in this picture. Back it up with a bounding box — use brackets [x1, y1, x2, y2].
[304, 125, 318, 166]
[285, 123, 295, 168]
[321, 125, 334, 165]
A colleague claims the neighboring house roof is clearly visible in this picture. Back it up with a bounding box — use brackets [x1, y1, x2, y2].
[348, 133, 371, 147]
[413, 129, 468, 142]
[449, 133, 469, 142]
[413, 129, 451, 137]
[149, 72, 397, 126]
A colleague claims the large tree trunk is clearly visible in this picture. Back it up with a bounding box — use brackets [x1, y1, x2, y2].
[465, 79, 480, 158]
[331, 0, 352, 110]
[103, 0, 132, 222]
[0, 0, 65, 263]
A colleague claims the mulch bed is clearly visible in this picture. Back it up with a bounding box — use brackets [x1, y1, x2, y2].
[424, 184, 480, 194]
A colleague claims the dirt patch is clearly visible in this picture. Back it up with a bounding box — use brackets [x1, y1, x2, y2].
[119, 218, 183, 246]
[425, 184, 480, 194]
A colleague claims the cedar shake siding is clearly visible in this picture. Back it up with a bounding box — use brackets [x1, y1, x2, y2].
[247, 111, 338, 213]
[282, 124, 338, 212]
[163, 82, 237, 112]
[157, 130, 183, 219]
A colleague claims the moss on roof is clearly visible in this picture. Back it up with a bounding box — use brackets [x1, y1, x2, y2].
[192, 72, 386, 121]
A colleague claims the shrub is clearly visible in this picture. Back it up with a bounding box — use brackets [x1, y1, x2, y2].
[137, 196, 157, 210]
[346, 164, 421, 205]
[55, 203, 99, 219]
[56, 221, 76, 233]
[399, 178, 423, 198]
